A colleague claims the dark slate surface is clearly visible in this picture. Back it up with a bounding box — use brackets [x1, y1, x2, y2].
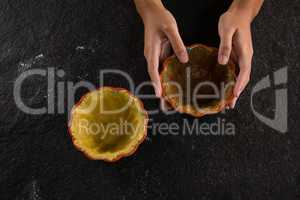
[0, 0, 299, 199]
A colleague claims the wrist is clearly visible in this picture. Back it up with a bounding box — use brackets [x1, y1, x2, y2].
[228, 5, 253, 23]
[134, 0, 165, 20]
[229, 0, 263, 22]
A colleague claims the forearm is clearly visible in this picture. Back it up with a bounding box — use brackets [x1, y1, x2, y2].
[229, 0, 264, 22]
[134, 0, 165, 19]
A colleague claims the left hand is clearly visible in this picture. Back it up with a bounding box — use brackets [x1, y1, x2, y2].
[218, 8, 254, 108]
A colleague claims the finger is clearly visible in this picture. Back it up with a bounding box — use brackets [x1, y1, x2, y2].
[159, 39, 171, 62]
[218, 29, 235, 65]
[234, 58, 251, 98]
[160, 98, 171, 112]
[230, 48, 238, 64]
[145, 42, 162, 97]
[163, 24, 188, 63]
[229, 97, 238, 109]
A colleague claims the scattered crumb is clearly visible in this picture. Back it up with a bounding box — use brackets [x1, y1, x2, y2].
[34, 53, 44, 60]
[76, 45, 95, 53]
[18, 62, 32, 72]
[76, 46, 85, 50]
[18, 53, 45, 73]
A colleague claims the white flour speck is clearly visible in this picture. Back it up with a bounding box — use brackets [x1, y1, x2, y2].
[18, 62, 32, 72]
[18, 53, 45, 73]
[34, 53, 44, 60]
[76, 46, 85, 50]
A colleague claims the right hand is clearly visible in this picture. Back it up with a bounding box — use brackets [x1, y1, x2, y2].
[138, 3, 189, 97]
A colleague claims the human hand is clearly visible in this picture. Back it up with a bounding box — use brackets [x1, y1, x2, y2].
[135, 1, 188, 97]
[218, 8, 254, 108]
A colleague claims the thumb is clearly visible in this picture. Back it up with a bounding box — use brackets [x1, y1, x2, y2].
[218, 29, 234, 65]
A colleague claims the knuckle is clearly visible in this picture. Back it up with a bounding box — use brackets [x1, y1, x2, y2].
[147, 58, 155, 65]
[162, 21, 176, 33]
[220, 27, 232, 34]
[162, 24, 172, 33]
[240, 48, 249, 57]
[144, 46, 150, 57]
[241, 45, 253, 56]
[221, 45, 231, 54]
[244, 72, 251, 84]
[144, 50, 148, 58]
[219, 25, 233, 36]
[175, 47, 186, 55]
[147, 66, 154, 74]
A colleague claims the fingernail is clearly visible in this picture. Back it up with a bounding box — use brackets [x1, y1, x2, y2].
[219, 55, 228, 65]
[155, 88, 161, 97]
[231, 98, 238, 109]
[155, 90, 159, 97]
[179, 52, 189, 63]
[160, 98, 170, 112]
[231, 102, 236, 109]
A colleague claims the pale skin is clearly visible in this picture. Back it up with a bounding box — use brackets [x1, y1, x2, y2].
[134, 0, 264, 108]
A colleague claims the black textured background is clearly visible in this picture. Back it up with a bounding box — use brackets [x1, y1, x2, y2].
[0, 0, 299, 200]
